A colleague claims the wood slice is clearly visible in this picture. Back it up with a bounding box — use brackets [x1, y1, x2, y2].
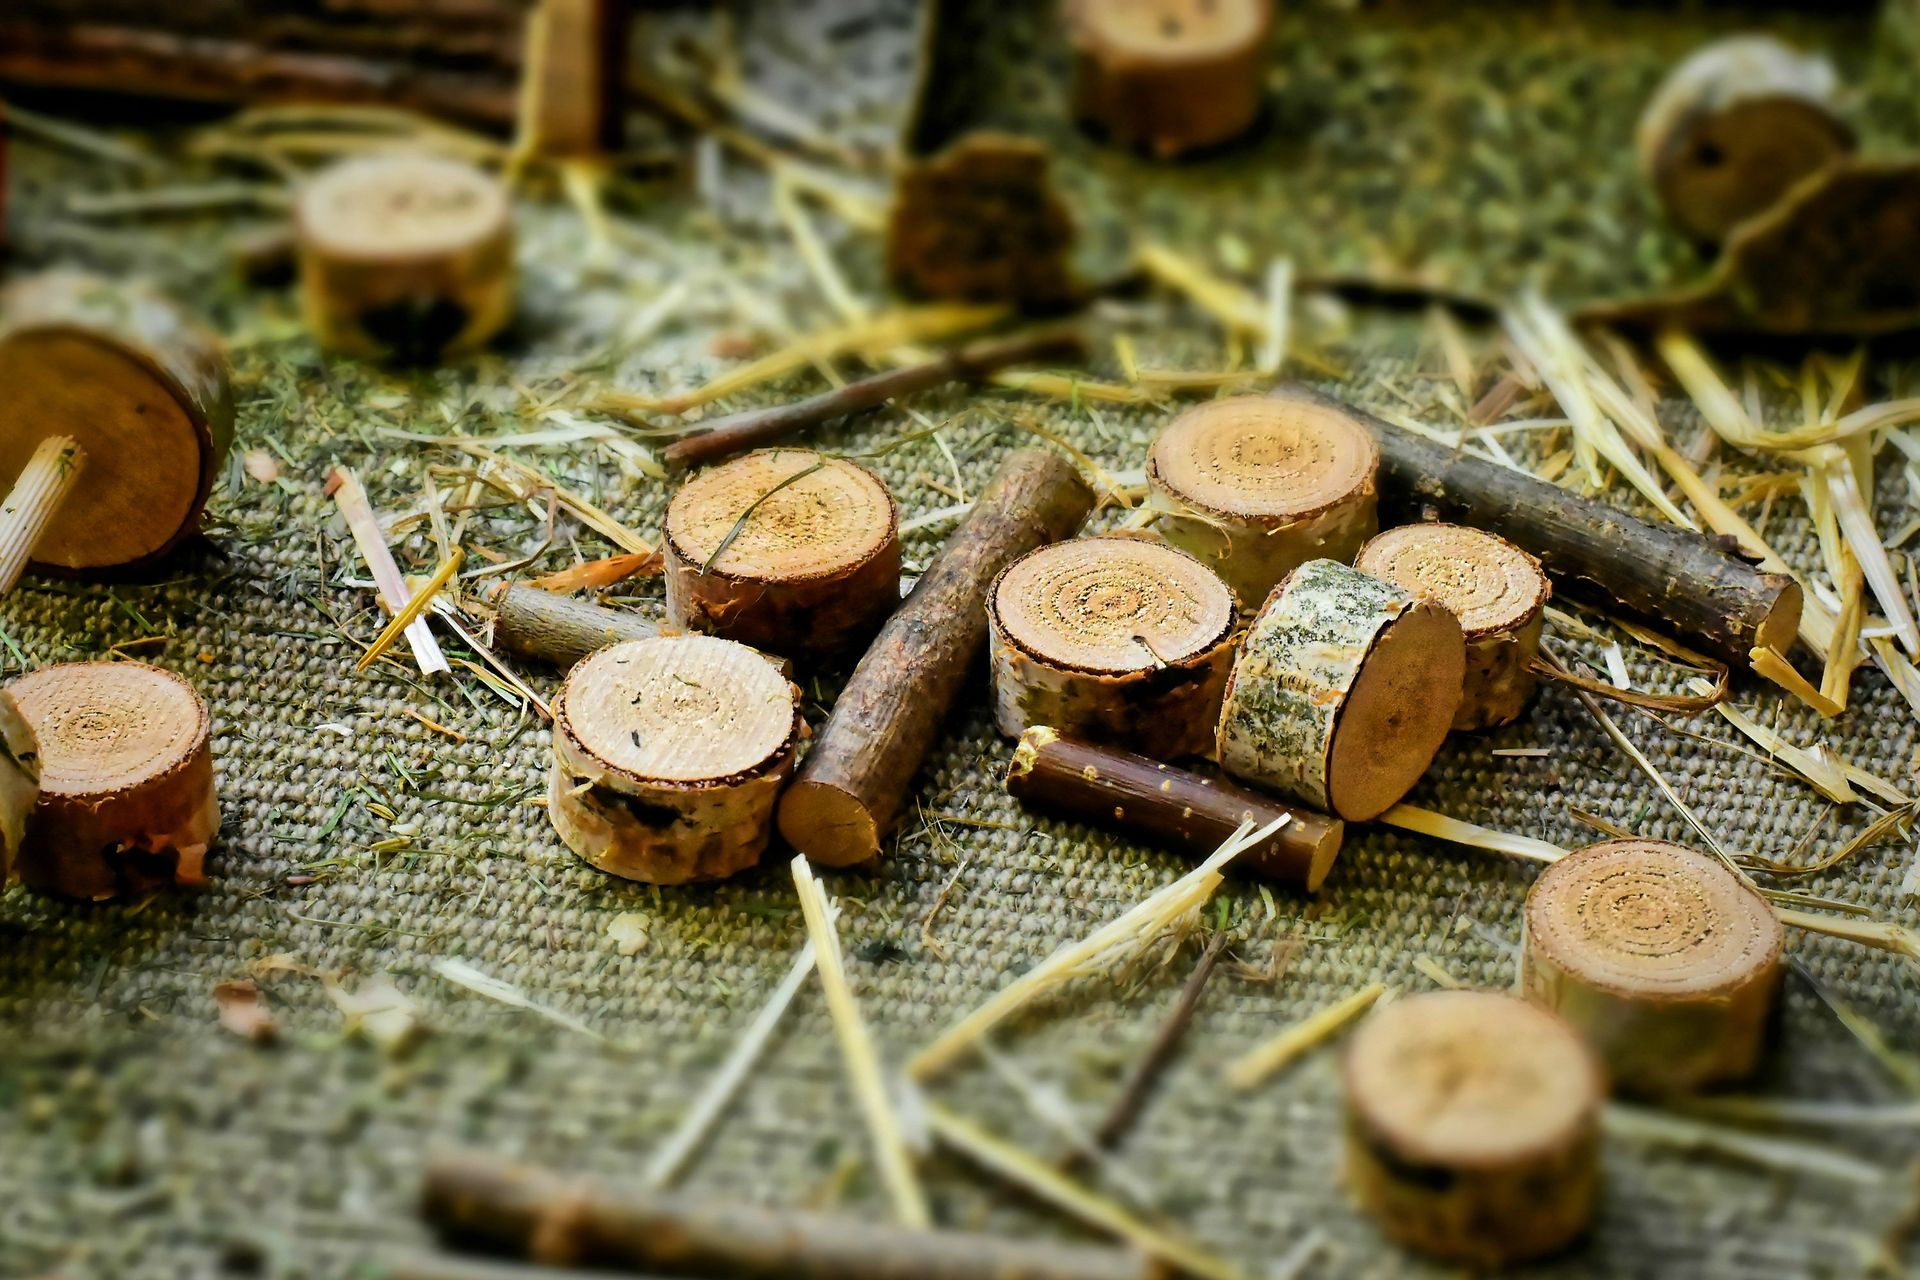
[0, 689, 40, 887]
[1354, 523, 1549, 732]
[1637, 35, 1852, 245]
[988, 535, 1235, 758]
[663, 449, 900, 662]
[1147, 395, 1378, 609]
[0, 271, 234, 574]
[548, 635, 800, 885]
[1344, 990, 1602, 1268]
[295, 153, 515, 362]
[6, 661, 218, 900]
[1215, 559, 1462, 822]
[1067, 0, 1273, 159]
[1523, 838, 1784, 1095]
[523, 0, 626, 157]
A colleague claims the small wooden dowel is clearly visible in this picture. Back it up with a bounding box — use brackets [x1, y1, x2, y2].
[0, 436, 85, 593]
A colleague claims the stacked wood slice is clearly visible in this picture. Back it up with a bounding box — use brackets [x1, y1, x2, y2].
[1523, 838, 1784, 1095]
[663, 449, 901, 663]
[1354, 523, 1550, 730]
[987, 535, 1236, 758]
[548, 635, 801, 885]
[6, 661, 218, 901]
[1147, 395, 1378, 609]
[0, 690, 39, 886]
[1344, 989, 1602, 1268]
[1067, 0, 1273, 158]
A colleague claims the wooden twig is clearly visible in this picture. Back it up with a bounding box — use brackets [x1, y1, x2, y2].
[486, 582, 661, 669]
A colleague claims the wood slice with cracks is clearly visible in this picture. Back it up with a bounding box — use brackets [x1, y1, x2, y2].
[0, 689, 40, 887]
[989, 536, 1236, 758]
[664, 449, 900, 662]
[295, 153, 515, 362]
[1344, 990, 1602, 1268]
[1216, 559, 1462, 822]
[7, 661, 217, 901]
[1355, 522, 1549, 731]
[1523, 838, 1784, 1095]
[1148, 395, 1378, 609]
[548, 636, 800, 885]
[1067, 0, 1273, 159]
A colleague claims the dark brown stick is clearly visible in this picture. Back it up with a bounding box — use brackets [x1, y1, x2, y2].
[662, 329, 1088, 471]
[1004, 728, 1345, 892]
[777, 449, 1093, 866]
[420, 1149, 1163, 1280]
[1270, 383, 1802, 668]
[487, 584, 661, 669]
[384, 1253, 695, 1280]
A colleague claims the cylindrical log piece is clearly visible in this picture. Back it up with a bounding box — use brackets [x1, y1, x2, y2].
[1147, 395, 1378, 609]
[779, 448, 1094, 866]
[0, 689, 41, 886]
[548, 636, 800, 885]
[988, 536, 1236, 758]
[295, 152, 515, 362]
[7, 661, 218, 900]
[1216, 559, 1462, 822]
[664, 449, 900, 662]
[1523, 838, 1784, 1095]
[1067, 0, 1273, 159]
[1637, 35, 1853, 245]
[0, 271, 235, 575]
[1005, 727, 1343, 890]
[1344, 990, 1602, 1268]
[488, 583, 662, 670]
[1354, 522, 1549, 731]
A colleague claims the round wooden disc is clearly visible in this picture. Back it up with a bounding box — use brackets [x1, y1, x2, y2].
[296, 153, 511, 264]
[1326, 599, 1463, 821]
[7, 661, 208, 798]
[1656, 98, 1853, 244]
[992, 537, 1235, 673]
[559, 636, 796, 786]
[1355, 523, 1549, 639]
[1526, 839, 1782, 1000]
[1346, 990, 1600, 1169]
[1075, 0, 1267, 61]
[1149, 396, 1377, 522]
[665, 449, 897, 583]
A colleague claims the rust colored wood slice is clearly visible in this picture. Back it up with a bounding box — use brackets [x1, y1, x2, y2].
[1523, 838, 1783, 1095]
[0, 688, 40, 887]
[1067, 0, 1273, 159]
[1148, 395, 1378, 608]
[548, 635, 800, 885]
[1355, 522, 1550, 731]
[7, 660, 217, 900]
[1344, 989, 1602, 1268]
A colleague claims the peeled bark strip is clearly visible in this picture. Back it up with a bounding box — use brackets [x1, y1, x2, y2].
[0, 690, 40, 886]
[988, 536, 1235, 758]
[0, 271, 235, 575]
[1005, 727, 1343, 890]
[1216, 559, 1462, 822]
[7, 661, 218, 900]
[1523, 838, 1784, 1095]
[1147, 395, 1379, 609]
[1067, 0, 1272, 158]
[1355, 523, 1549, 731]
[488, 583, 662, 669]
[1344, 990, 1602, 1269]
[295, 153, 515, 362]
[548, 636, 799, 885]
[664, 450, 900, 662]
[1637, 35, 1852, 245]
[779, 448, 1094, 866]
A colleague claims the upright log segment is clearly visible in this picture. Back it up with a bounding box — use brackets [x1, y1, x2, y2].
[0, 690, 40, 886]
[1067, 0, 1273, 158]
[987, 536, 1236, 758]
[663, 450, 900, 662]
[778, 449, 1094, 866]
[7, 661, 218, 900]
[1215, 559, 1462, 822]
[547, 636, 800, 885]
[1354, 523, 1549, 731]
[1344, 990, 1602, 1268]
[1147, 395, 1378, 608]
[1523, 839, 1784, 1095]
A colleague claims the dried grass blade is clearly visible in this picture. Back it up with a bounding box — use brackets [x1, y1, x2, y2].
[1379, 805, 1567, 864]
[356, 550, 463, 672]
[1225, 982, 1387, 1090]
[328, 467, 449, 676]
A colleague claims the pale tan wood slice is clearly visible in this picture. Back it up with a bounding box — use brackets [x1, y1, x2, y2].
[0, 689, 40, 886]
[1068, 0, 1273, 158]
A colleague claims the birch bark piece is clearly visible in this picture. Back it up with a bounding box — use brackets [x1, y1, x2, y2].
[1215, 559, 1462, 822]
[0, 690, 40, 886]
[1354, 523, 1549, 731]
[1147, 395, 1378, 609]
[548, 635, 800, 885]
[1637, 35, 1852, 245]
[1523, 838, 1784, 1095]
[1067, 0, 1273, 159]
[0, 271, 234, 575]
[988, 536, 1236, 758]
[6, 661, 218, 900]
[295, 152, 515, 362]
